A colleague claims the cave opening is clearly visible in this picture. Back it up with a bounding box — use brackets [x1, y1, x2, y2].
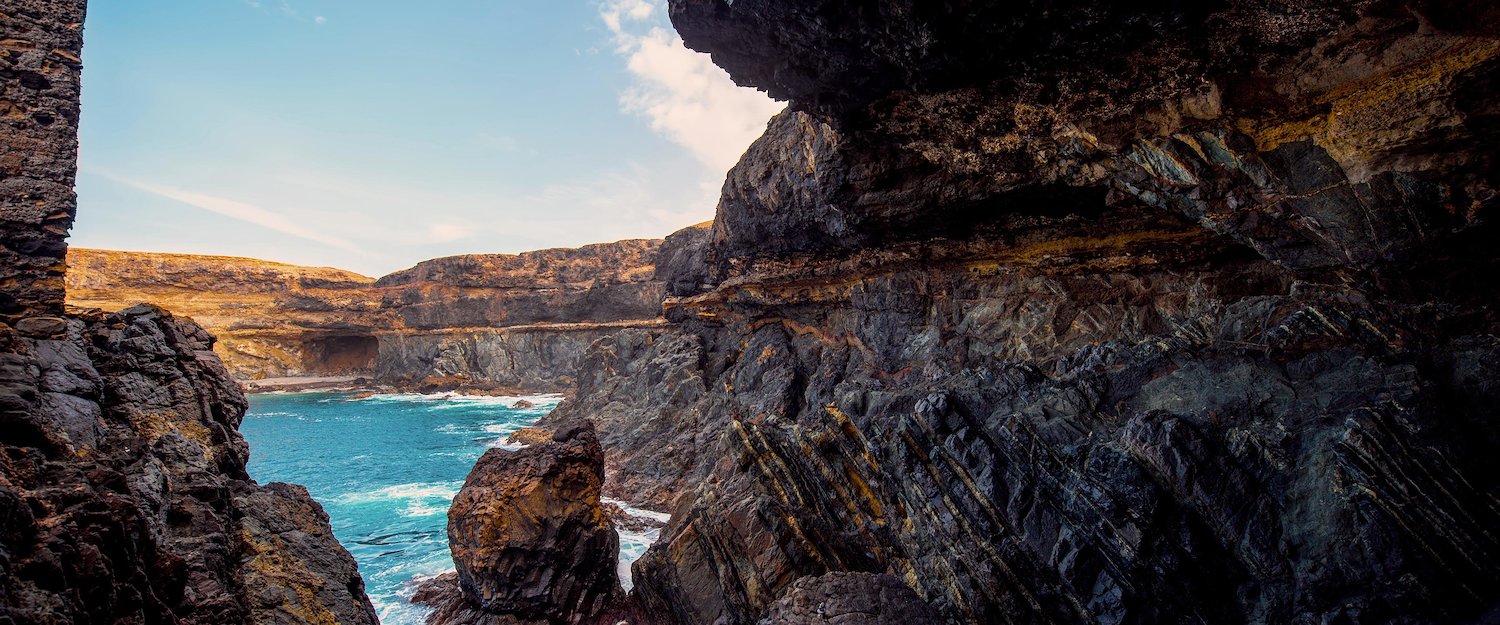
[301, 334, 379, 374]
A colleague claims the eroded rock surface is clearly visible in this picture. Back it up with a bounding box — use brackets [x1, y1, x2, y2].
[0, 306, 378, 625]
[540, 1, 1500, 624]
[427, 420, 619, 625]
[0, 0, 85, 322]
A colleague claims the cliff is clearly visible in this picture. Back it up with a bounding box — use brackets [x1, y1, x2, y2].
[64, 229, 708, 388]
[1, 1, 376, 623]
[534, 0, 1500, 623]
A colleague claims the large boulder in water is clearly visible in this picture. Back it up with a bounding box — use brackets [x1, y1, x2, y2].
[435, 419, 620, 625]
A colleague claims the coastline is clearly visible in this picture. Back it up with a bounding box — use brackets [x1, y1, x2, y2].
[240, 375, 572, 399]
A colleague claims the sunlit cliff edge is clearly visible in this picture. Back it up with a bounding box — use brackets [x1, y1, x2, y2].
[63, 226, 707, 388]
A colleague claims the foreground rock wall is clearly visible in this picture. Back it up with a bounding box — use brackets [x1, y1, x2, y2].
[1, 2, 377, 622]
[0, 308, 381, 625]
[0, 0, 85, 322]
[542, 1, 1500, 623]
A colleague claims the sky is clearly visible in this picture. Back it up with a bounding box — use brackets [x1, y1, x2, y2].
[71, 0, 784, 277]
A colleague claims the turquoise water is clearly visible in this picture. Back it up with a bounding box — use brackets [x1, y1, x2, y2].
[240, 392, 662, 625]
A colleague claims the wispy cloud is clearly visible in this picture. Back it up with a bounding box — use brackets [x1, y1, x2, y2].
[600, 0, 783, 173]
[239, 0, 320, 24]
[93, 171, 365, 254]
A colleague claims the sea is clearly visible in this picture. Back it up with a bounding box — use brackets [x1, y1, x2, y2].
[240, 391, 666, 625]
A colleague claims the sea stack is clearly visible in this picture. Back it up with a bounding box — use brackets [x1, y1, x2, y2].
[423, 420, 620, 625]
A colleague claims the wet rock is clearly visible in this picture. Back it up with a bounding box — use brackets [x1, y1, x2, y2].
[438, 420, 620, 625]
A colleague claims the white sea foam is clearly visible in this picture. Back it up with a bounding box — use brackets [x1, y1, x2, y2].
[602, 497, 672, 589]
[348, 392, 563, 408]
[336, 481, 462, 519]
[617, 525, 663, 591]
[246, 411, 298, 418]
[602, 497, 672, 524]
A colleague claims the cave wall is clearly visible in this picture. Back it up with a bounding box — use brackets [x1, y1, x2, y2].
[540, 1, 1500, 624]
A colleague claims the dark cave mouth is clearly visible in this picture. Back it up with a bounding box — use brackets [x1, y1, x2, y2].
[301, 334, 379, 374]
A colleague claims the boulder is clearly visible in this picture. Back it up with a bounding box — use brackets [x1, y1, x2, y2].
[437, 419, 620, 625]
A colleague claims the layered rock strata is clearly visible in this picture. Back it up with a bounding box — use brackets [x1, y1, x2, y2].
[65, 228, 710, 387]
[540, 1, 1500, 624]
[1, 1, 376, 622]
[0, 0, 83, 323]
[421, 420, 620, 625]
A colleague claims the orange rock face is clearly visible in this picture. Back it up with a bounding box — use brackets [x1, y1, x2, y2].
[61, 233, 706, 386]
[441, 421, 620, 625]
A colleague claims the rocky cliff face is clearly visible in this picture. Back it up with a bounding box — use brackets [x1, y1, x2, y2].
[541, 1, 1500, 624]
[66, 249, 381, 380]
[1, 2, 376, 622]
[0, 308, 380, 625]
[65, 231, 708, 388]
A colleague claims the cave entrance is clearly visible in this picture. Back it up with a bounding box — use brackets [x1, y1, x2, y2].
[301, 334, 379, 374]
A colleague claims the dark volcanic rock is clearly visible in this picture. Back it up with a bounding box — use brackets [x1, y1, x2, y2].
[436, 420, 619, 625]
[238, 482, 380, 625]
[540, 329, 712, 508]
[0, 306, 378, 625]
[669, 0, 1373, 119]
[549, 1, 1500, 624]
[672, 1, 1499, 300]
[0, 0, 86, 322]
[759, 573, 942, 625]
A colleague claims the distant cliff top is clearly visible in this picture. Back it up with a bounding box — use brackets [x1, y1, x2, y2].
[67, 248, 377, 293]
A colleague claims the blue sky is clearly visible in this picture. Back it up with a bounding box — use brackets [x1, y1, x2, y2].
[72, 0, 782, 276]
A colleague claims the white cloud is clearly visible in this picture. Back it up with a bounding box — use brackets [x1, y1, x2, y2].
[600, 0, 783, 173]
[93, 171, 365, 254]
[314, 15, 327, 25]
[426, 223, 469, 243]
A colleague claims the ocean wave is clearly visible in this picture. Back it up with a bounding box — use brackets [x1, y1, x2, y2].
[617, 526, 662, 591]
[602, 497, 672, 524]
[346, 391, 563, 407]
[371, 597, 433, 625]
[427, 393, 565, 410]
[335, 481, 462, 518]
[245, 411, 298, 418]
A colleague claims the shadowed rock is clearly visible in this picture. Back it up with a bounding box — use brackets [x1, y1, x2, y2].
[759, 574, 943, 625]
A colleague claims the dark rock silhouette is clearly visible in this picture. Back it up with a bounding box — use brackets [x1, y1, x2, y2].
[758, 573, 941, 625]
[544, 1, 1500, 624]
